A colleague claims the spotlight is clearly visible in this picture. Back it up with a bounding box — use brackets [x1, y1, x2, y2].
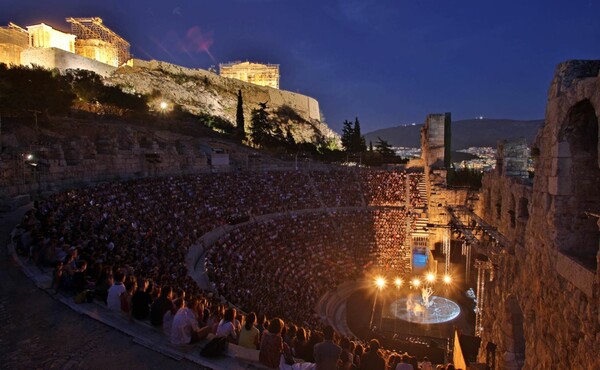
[411, 278, 421, 287]
[426, 273, 436, 283]
[443, 275, 452, 284]
[160, 101, 168, 110]
[375, 276, 386, 289]
[394, 278, 403, 288]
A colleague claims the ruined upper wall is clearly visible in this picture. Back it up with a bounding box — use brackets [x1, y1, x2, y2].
[21, 47, 116, 77]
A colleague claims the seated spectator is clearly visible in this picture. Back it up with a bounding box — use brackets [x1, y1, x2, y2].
[150, 286, 175, 326]
[107, 271, 126, 311]
[259, 317, 285, 369]
[239, 312, 260, 350]
[421, 356, 433, 370]
[216, 307, 238, 344]
[395, 354, 414, 370]
[131, 279, 152, 320]
[339, 337, 354, 370]
[120, 277, 136, 314]
[170, 298, 210, 345]
[360, 339, 385, 370]
[294, 327, 309, 361]
[314, 325, 342, 370]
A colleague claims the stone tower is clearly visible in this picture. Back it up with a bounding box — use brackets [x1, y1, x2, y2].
[421, 112, 451, 168]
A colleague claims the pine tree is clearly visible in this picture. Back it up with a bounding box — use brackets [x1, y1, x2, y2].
[235, 90, 245, 141]
[369, 141, 374, 152]
[341, 120, 354, 152]
[352, 117, 367, 153]
[250, 102, 270, 147]
[375, 136, 395, 157]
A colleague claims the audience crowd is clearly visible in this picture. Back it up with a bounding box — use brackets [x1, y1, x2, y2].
[13, 169, 455, 369]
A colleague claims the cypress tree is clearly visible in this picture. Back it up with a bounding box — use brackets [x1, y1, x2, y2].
[236, 90, 245, 141]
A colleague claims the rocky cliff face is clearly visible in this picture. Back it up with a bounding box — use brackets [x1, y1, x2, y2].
[107, 59, 339, 146]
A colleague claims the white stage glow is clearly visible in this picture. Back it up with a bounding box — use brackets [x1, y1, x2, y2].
[390, 295, 461, 324]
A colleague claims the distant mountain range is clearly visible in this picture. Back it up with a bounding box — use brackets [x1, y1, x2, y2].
[364, 118, 544, 150]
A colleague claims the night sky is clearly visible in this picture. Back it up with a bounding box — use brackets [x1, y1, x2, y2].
[2, 0, 599, 134]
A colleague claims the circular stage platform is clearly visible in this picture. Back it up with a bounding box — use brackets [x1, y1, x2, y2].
[390, 294, 461, 324]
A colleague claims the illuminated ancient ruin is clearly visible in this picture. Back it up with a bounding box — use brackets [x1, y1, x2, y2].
[220, 61, 280, 89]
[66, 17, 130, 67]
[26, 23, 75, 53]
[0, 23, 28, 65]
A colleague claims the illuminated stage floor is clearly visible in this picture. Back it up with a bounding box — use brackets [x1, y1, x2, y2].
[387, 294, 461, 324]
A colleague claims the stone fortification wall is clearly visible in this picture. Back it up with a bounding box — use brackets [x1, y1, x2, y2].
[20, 47, 116, 77]
[109, 59, 336, 145]
[475, 60, 600, 370]
[0, 121, 213, 198]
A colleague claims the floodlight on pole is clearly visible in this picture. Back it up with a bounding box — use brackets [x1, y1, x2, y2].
[394, 278, 403, 288]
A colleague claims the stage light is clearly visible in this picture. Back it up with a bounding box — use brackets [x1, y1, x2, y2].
[394, 278, 402, 288]
[160, 101, 168, 110]
[411, 278, 421, 287]
[426, 273, 436, 283]
[443, 275, 452, 284]
[375, 276, 386, 289]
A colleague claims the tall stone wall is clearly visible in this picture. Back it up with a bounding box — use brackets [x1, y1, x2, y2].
[496, 138, 529, 179]
[476, 60, 600, 370]
[0, 121, 213, 198]
[21, 47, 116, 77]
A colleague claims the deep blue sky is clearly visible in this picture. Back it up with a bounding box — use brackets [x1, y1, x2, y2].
[3, 0, 600, 134]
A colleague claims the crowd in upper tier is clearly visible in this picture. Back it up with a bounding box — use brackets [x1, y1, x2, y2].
[12, 169, 449, 369]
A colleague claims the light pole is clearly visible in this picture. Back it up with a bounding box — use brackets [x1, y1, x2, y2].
[369, 276, 386, 332]
[393, 277, 402, 336]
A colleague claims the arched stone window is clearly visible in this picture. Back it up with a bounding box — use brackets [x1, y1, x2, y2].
[518, 197, 529, 220]
[503, 295, 526, 368]
[557, 99, 600, 265]
[509, 196, 516, 228]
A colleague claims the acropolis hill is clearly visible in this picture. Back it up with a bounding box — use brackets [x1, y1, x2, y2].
[0, 18, 337, 146]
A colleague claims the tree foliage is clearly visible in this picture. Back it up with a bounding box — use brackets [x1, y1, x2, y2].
[250, 102, 286, 148]
[235, 89, 245, 141]
[340, 117, 367, 153]
[0, 64, 74, 115]
[375, 136, 395, 157]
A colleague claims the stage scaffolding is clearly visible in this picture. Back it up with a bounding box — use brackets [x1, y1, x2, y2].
[66, 17, 130, 66]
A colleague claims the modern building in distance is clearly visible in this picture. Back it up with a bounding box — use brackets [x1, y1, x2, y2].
[219, 61, 280, 89]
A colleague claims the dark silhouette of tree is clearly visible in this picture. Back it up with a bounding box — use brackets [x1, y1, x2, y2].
[250, 102, 275, 148]
[235, 89, 245, 141]
[369, 140, 374, 152]
[0, 64, 74, 116]
[341, 119, 354, 152]
[375, 136, 395, 157]
[66, 69, 104, 103]
[352, 117, 367, 153]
